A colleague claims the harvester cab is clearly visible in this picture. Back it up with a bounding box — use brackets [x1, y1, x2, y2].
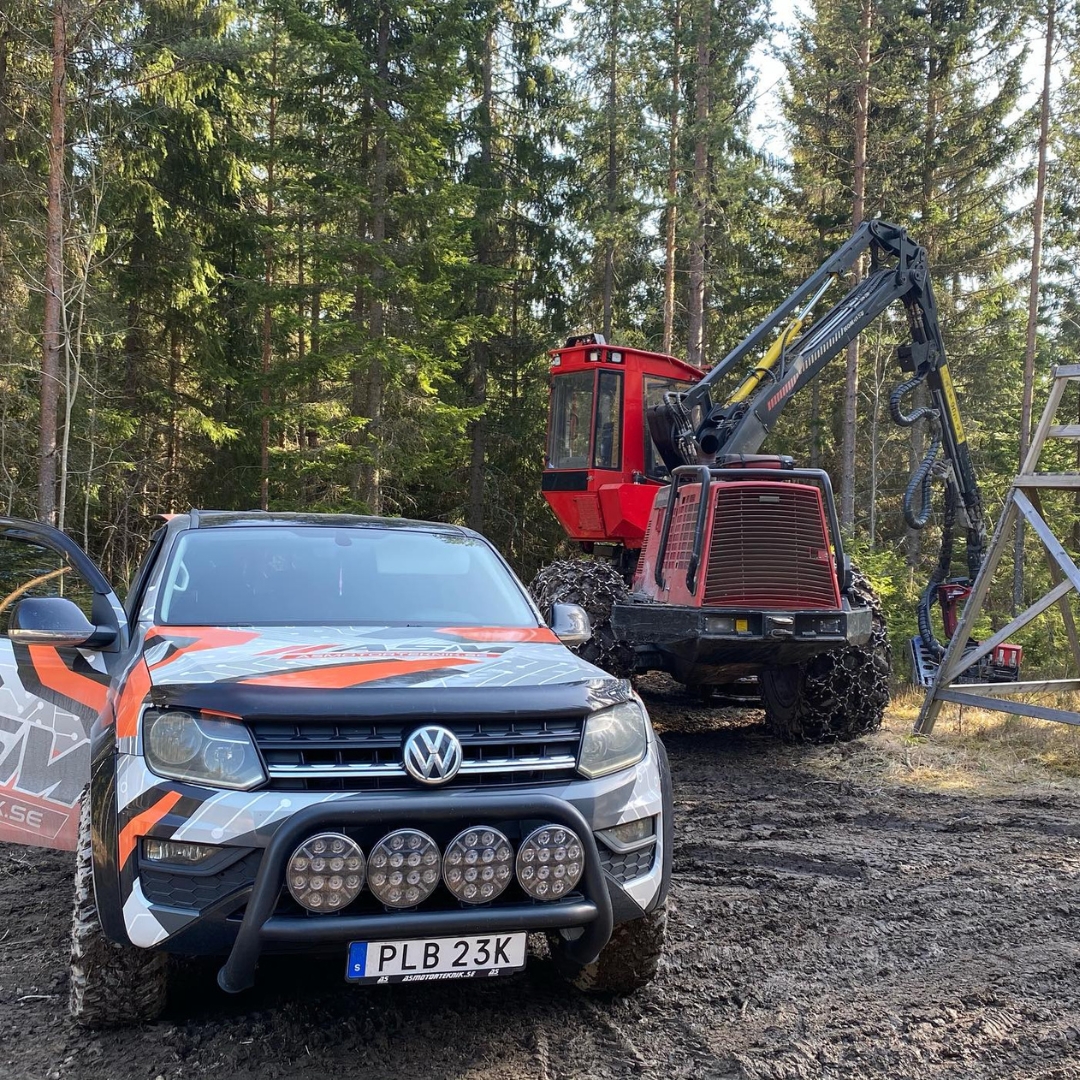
[543, 335, 699, 563]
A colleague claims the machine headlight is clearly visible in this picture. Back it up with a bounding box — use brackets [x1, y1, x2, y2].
[578, 699, 648, 779]
[143, 709, 266, 790]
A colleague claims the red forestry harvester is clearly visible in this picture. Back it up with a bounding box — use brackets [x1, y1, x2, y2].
[531, 221, 1020, 742]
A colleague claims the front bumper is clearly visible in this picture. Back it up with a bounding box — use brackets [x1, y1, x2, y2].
[613, 600, 873, 681]
[216, 792, 612, 993]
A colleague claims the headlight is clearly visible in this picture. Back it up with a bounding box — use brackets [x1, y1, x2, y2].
[143, 709, 266, 790]
[578, 699, 648, 779]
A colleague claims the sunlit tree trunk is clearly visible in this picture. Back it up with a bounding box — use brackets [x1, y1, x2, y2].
[1013, 0, 1054, 608]
[686, 0, 710, 367]
[39, 1, 66, 524]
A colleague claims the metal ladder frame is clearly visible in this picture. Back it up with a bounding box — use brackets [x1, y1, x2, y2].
[915, 364, 1080, 733]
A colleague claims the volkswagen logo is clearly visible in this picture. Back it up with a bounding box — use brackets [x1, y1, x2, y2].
[403, 725, 463, 785]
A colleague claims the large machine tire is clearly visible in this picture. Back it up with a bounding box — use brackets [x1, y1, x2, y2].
[529, 558, 635, 678]
[69, 793, 170, 1027]
[761, 567, 891, 743]
[550, 903, 667, 995]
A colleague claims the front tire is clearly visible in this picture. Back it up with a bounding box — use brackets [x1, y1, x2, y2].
[69, 793, 170, 1026]
[529, 558, 634, 677]
[761, 567, 891, 743]
[550, 903, 667, 995]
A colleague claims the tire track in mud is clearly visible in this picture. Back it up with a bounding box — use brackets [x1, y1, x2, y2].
[2, 683, 1080, 1079]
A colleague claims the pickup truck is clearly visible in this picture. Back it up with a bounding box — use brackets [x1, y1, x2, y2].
[0, 511, 672, 1024]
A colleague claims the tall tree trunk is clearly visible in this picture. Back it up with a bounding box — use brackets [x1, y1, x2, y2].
[468, 13, 497, 531]
[363, 6, 390, 516]
[906, 7, 940, 568]
[662, 0, 681, 355]
[602, 0, 619, 341]
[840, 0, 872, 532]
[686, 0, 710, 367]
[260, 36, 277, 512]
[39, 1, 66, 525]
[1013, 0, 1054, 608]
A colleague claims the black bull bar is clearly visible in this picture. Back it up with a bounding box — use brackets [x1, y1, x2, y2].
[217, 792, 613, 993]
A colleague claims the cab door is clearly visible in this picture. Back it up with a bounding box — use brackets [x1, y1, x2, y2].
[0, 518, 127, 850]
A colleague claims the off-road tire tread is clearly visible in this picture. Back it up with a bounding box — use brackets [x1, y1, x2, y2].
[551, 904, 667, 995]
[762, 566, 891, 744]
[69, 793, 169, 1026]
[529, 559, 634, 677]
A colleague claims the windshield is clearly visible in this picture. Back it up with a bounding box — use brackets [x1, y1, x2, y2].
[156, 527, 539, 627]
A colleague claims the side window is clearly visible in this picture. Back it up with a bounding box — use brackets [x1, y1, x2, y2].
[592, 370, 623, 470]
[548, 370, 595, 469]
[0, 537, 97, 637]
[643, 375, 695, 480]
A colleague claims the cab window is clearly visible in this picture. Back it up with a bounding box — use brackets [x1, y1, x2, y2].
[644, 375, 695, 480]
[548, 370, 595, 469]
[592, 371, 623, 470]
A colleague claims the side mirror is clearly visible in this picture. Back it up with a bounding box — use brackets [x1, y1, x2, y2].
[550, 603, 591, 647]
[8, 597, 115, 648]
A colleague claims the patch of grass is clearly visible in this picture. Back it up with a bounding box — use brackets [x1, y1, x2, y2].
[806, 686, 1080, 796]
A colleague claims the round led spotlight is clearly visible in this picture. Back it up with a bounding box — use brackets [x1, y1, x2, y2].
[287, 832, 365, 913]
[367, 829, 441, 908]
[516, 824, 584, 900]
[443, 826, 514, 904]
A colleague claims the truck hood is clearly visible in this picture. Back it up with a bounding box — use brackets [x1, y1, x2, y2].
[139, 623, 601, 691]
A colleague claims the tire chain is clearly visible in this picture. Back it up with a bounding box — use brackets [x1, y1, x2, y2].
[767, 567, 892, 744]
[529, 559, 636, 678]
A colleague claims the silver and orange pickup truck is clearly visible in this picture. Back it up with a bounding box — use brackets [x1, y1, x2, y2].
[0, 511, 672, 1025]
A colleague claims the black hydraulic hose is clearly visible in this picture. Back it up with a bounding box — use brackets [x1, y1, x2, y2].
[902, 426, 943, 530]
[889, 372, 943, 530]
[916, 479, 958, 658]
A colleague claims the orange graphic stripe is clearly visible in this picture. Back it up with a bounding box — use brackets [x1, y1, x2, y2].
[240, 657, 477, 688]
[115, 659, 152, 739]
[27, 645, 108, 715]
[439, 626, 559, 644]
[146, 626, 260, 670]
[118, 790, 182, 869]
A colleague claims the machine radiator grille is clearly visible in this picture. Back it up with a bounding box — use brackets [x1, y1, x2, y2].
[666, 491, 700, 572]
[704, 484, 839, 609]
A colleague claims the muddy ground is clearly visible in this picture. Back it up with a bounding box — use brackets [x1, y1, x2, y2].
[2, 686, 1080, 1080]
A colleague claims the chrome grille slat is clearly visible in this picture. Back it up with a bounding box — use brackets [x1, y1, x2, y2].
[265, 755, 578, 779]
[250, 716, 585, 791]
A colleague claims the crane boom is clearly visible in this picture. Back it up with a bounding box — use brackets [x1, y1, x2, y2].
[646, 219, 986, 653]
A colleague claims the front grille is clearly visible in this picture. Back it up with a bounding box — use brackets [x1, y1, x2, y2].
[666, 490, 700, 572]
[598, 840, 655, 884]
[141, 850, 262, 911]
[251, 716, 585, 791]
[704, 483, 840, 610]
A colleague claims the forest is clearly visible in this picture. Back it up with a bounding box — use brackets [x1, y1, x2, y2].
[0, 0, 1076, 668]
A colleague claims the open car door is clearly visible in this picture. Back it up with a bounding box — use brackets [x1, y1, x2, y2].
[0, 518, 127, 850]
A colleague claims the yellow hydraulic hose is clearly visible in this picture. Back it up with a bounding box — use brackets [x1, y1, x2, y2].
[725, 275, 836, 406]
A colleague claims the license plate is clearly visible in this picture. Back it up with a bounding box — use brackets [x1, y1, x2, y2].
[346, 932, 527, 984]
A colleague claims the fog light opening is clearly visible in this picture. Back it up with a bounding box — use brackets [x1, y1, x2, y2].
[443, 826, 513, 904]
[287, 833, 365, 913]
[368, 829, 441, 908]
[516, 824, 584, 900]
